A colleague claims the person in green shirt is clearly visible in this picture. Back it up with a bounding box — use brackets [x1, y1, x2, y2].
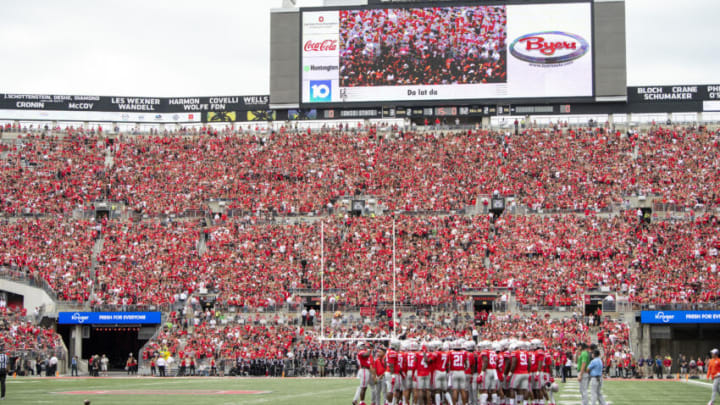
[577, 343, 592, 405]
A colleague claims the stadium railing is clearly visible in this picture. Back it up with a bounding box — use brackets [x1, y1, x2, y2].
[0, 266, 59, 301]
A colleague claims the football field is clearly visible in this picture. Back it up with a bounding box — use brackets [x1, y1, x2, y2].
[3, 376, 713, 405]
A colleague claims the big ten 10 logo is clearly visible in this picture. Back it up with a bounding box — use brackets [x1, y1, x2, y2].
[309, 80, 332, 102]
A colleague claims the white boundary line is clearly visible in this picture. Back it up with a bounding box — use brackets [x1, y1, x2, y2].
[683, 379, 713, 389]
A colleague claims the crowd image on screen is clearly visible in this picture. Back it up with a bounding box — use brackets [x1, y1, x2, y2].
[339, 6, 507, 87]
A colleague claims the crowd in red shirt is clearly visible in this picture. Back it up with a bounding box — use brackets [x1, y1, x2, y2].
[339, 6, 507, 86]
[0, 306, 64, 358]
[2, 125, 720, 216]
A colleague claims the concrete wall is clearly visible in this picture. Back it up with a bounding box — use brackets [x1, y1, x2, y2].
[0, 279, 56, 314]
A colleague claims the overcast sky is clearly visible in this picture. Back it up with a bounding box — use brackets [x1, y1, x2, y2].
[0, 0, 717, 96]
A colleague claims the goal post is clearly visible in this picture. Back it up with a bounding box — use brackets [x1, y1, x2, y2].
[319, 218, 399, 341]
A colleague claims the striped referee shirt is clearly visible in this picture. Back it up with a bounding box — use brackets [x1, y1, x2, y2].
[0, 353, 7, 370]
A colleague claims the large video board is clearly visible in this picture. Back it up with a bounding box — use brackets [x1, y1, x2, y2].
[301, 2, 593, 105]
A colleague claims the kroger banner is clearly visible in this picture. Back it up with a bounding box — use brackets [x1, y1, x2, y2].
[58, 311, 162, 325]
[640, 311, 720, 324]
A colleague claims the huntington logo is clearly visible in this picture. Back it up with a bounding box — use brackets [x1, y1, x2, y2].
[71, 312, 90, 324]
[654, 312, 674, 323]
[510, 31, 589, 64]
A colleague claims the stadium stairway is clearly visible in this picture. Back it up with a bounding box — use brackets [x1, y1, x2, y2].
[104, 146, 114, 168]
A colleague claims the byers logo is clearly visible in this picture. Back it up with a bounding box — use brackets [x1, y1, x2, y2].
[510, 31, 589, 65]
[309, 80, 332, 102]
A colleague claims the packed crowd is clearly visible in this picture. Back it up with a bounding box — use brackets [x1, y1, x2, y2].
[490, 212, 720, 306]
[2, 125, 720, 215]
[339, 6, 507, 86]
[0, 306, 65, 360]
[1, 210, 718, 310]
[0, 218, 96, 302]
[140, 303, 630, 377]
[94, 219, 201, 308]
[0, 133, 107, 215]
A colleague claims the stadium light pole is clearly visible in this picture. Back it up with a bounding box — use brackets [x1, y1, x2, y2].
[320, 220, 324, 336]
[392, 219, 397, 338]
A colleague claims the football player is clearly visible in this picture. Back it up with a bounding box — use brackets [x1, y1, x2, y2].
[354, 342, 373, 405]
[416, 341, 436, 405]
[508, 341, 531, 405]
[433, 341, 453, 405]
[480, 341, 501, 405]
[450, 339, 469, 405]
[385, 339, 403, 405]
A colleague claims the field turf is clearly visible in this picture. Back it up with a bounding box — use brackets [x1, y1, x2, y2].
[3, 376, 713, 405]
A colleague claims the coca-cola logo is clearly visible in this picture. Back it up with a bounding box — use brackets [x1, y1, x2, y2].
[304, 39, 338, 52]
[510, 31, 589, 64]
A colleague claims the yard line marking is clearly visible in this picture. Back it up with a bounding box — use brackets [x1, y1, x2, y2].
[684, 379, 713, 389]
[228, 387, 352, 404]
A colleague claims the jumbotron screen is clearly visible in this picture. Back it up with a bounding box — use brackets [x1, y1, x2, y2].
[301, 2, 593, 104]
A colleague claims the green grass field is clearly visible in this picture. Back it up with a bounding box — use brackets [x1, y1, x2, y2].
[3, 376, 714, 405]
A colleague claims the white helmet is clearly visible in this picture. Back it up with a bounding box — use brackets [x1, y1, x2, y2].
[531, 339, 542, 349]
[410, 340, 420, 352]
[357, 342, 366, 349]
[442, 341, 451, 351]
[430, 340, 442, 351]
[464, 341, 476, 351]
[453, 339, 463, 350]
[509, 342, 519, 351]
[492, 342, 502, 352]
[390, 339, 401, 350]
[401, 341, 410, 351]
[550, 382, 560, 393]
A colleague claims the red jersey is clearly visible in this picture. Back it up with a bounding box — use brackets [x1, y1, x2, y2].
[553, 351, 561, 365]
[386, 349, 400, 374]
[357, 350, 372, 369]
[482, 350, 498, 370]
[512, 350, 530, 374]
[375, 356, 387, 375]
[399, 352, 407, 373]
[407, 351, 418, 371]
[436, 351, 450, 372]
[465, 352, 477, 375]
[449, 350, 468, 371]
[531, 350, 545, 373]
[417, 352, 435, 377]
[543, 355, 553, 373]
[502, 350, 512, 374]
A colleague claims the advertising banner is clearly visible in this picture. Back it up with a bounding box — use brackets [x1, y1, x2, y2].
[302, 2, 593, 104]
[640, 311, 720, 324]
[58, 311, 162, 325]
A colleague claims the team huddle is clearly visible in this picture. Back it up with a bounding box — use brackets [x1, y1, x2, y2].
[353, 339, 558, 405]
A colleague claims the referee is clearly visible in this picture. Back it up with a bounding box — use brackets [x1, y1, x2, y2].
[0, 346, 8, 400]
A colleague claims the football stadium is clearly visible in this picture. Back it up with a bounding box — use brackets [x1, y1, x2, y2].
[0, 0, 719, 404]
